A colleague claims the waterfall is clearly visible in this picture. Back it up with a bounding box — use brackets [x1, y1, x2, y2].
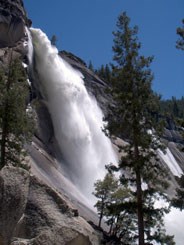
[30, 28, 117, 198]
[25, 27, 33, 67]
[158, 148, 183, 177]
[27, 28, 184, 244]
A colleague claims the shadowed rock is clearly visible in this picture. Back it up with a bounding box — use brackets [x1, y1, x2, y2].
[0, 0, 31, 48]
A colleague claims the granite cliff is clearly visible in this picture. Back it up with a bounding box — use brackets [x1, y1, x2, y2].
[0, 0, 31, 48]
[0, 1, 102, 245]
[0, 1, 184, 245]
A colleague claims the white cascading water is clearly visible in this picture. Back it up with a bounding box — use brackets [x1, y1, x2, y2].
[25, 27, 34, 67]
[27, 28, 184, 244]
[158, 147, 183, 177]
[30, 28, 117, 199]
[158, 148, 184, 245]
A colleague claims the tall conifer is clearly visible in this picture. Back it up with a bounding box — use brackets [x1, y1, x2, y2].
[105, 12, 174, 245]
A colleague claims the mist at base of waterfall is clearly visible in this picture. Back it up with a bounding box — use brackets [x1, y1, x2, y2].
[30, 28, 117, 200]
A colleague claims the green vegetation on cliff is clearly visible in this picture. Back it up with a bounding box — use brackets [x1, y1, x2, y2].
[176, 19, 184, 50]
[0, 57, 34, 169]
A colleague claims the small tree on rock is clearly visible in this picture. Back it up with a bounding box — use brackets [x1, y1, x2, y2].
[93, 173, 118, 228]
[51, 35, 57, 46]
[0, 58, 34, 169]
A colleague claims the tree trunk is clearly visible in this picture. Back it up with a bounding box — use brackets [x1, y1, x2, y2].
[98, 210, 103, 228]
[109, 216, 114, 234]
[134, 138, 144, 245]
[136, 169, 144, 245]
[113, 214, 120, 236]
[0, 112, 8, 169]
[98, 198, 105, 227]
[0, 51, 12, 169]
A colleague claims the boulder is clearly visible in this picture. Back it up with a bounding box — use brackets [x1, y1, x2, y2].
[15, 175, 101, 245]
[0, 166, 30, 245]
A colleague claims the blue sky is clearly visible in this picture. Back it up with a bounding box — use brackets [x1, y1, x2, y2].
[24, 0, 184, 99]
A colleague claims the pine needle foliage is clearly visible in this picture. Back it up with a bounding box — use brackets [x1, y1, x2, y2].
[0, 58, 34, 169]
[103, 12, 174, 245]
[176, 19, 184, 50]
[93, 173, 119, 228]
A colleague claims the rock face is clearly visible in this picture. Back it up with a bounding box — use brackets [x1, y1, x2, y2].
[168, 141, 184, 172]
[0, 0, 30, 48]
[0, 0, 31, 73]
[0, 161, 101, 245]
[0, 167, 30, 245]
[162, 119, 184, 173]
[12, 174, 100, 245]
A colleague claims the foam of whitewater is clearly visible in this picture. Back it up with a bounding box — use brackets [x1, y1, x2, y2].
[157, 148, 184, 244]
[25, 27, 33, 67]
[155, 198, 184, 245]
[165, 207, 184, 245]
[158, 147, 183, 177]
[30, 28, 117, 199]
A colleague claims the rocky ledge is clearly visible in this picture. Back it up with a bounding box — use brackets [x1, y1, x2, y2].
[0, 166, 101, 245]
[0, 0, 31, 48]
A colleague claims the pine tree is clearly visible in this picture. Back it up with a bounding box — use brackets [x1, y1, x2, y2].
[172, 175, 184, 210]
[170, 20, 184, 209]
[51, 34, 57, 46]
[176, 19, 184, 50]
[97, 65, 105, 80]
[0, 57, 34, 169]
[104, 12, 174, 245]
[96, 64, 112, 83]
[88, 60, 94, 72]
[106, 186, 136, 244]
[92, 173, 118, 228]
